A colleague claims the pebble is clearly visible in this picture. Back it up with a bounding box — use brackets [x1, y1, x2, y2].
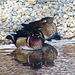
[73, 0, 75, 5]
[63, 14, 68, 18]
[0, 0, 75, 44]
[26, 0, 36, 4]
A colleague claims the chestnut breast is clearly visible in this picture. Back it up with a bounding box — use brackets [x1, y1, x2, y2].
[28, 36, 44, 49]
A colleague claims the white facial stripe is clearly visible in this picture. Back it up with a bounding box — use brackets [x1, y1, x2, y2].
[27, 36, 30, 47]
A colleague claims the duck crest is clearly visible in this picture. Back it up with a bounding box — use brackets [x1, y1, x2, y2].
[27, 30, 45, 49]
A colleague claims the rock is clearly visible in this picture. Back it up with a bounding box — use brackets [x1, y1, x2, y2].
[38, 0, 52, 2]
[70, 24, 75, 28]
[26, 0, 36, 4]
[68, 3, 73, 8]
[73, 0, 75, 5]
[63, 8, 68, 12]
[21, 11, 25, 17]
[0, 35, 2, 40]
[13, 28, 18, 32]
[68, 12, 73, 16]
[60, 0, 66, 3]
[63, 14, 68, 18]
[4, 39, 10, 44]
[4, 28, 10, 32]
[0, 0, 7, 5]
[2, 18, 7, 22]
[0, 40, 5, 45]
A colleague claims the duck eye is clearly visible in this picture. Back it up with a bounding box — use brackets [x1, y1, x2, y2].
[30, 32, 34, 36]
[31, 32, 34, 34]
[30, 30, 43, 37]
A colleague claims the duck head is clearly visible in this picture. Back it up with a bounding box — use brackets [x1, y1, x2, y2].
[27, 30, 45, 49]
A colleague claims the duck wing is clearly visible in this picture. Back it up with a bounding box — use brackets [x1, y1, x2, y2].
[21, 17, 57, 39]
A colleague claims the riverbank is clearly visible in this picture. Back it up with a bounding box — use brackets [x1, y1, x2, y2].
[0, 0, 75, 45]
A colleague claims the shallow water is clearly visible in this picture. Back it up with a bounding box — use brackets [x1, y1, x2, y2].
[0, 39, 75, 75]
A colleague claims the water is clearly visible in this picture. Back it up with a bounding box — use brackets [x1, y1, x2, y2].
[0, 39, 75, 75]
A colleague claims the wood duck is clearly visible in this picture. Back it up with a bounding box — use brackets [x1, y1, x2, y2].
[11, 43, 58, 69]
[27, 30, 44, 49]
[6, 29, 45, 49]
[20, 17, 57, 39]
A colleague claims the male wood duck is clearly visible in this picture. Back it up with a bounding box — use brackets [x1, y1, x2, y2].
[6, 29, 45, 49]
[27, 30, 44, 49]
[7, 17, 58, 69]
[11, 43, 58, 69]
[20, 17, 57, 39]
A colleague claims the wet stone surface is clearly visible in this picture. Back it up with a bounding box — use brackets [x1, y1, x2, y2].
[0, 39, 75, 75]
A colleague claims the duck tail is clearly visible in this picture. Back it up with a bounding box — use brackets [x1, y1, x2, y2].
[6, 35, 15, 44]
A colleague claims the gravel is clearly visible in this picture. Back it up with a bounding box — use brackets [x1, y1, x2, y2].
[0, 0, 75, 44]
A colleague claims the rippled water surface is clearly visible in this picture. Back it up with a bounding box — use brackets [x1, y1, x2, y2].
[0, 39, 75, 75]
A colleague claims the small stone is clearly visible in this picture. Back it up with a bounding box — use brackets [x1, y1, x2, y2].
[56, 19, 59, 21]
[6, 0, 13, 5]
[4, 28, 10, 32]
[16, 0, 19, 2]
[57, 24, 61, 27]
[63, 14, 68, 18]
[0, 40, 5, 45]
[26, 0, 36, 4]
[68, 12, 73, 16]
[68, 3, 73, 8]
[0, 35, 2, 40]
[4, 39, 10, 44]
[69, 16, 73, 19]
[13, 28, 18, 32]
[73, 33, 75, 36]
[60, 0, 66, 3]
[73, 0, 75, 5]
[70, 24, 75, 28]
[38, 0, 51, 2]
[2, 18, 7, 22]
[63, 7, 68, 12]
[70, 28, 75, 32]
[55, 0, 58, 2]
[21, 11, 25, 17]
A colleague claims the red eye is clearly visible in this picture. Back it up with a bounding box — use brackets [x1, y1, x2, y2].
[31, 32, 34, 34]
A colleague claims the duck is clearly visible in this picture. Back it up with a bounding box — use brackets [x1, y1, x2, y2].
[20, 17, 57, 39]
[6, 29, 45, 49]
[11, 43, 58, 69]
